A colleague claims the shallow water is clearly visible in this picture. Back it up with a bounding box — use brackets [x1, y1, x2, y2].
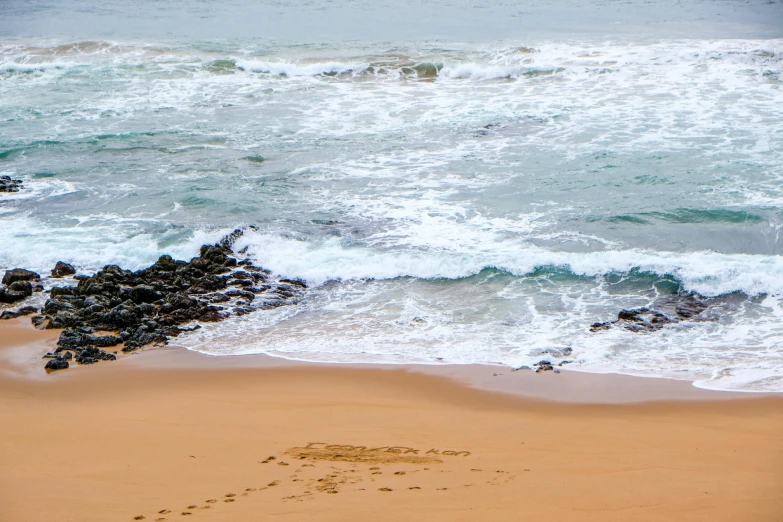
[1, 0, 783, 391]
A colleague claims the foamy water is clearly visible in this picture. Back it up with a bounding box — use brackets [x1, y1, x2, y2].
[1, 0, 783, 391]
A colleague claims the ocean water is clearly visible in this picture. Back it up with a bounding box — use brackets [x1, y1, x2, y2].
[2, 0, 783, 391]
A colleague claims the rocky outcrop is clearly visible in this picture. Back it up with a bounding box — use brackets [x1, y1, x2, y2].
[0, 175, 23, 193]
[24, 228, 306, 371]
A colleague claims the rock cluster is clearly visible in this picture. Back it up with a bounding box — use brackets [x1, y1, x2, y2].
[590, 297, 708, 333]
[2, 229, 306, 372]
[0, 175, 23, 193]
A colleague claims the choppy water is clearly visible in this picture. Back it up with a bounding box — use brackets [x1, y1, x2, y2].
[2, 0, 783, 391]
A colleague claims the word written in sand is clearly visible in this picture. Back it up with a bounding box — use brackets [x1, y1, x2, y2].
[285, 443, 471, 465]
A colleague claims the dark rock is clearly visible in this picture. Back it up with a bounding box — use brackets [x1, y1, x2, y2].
[225, 289, 255, 301]
[129, 285, 162, 304]
[150, 255, 180, 272]
[218, 228, 246, 251]
[0, 175, 24, 193]
[0, 305, 38, 320]
[74, 345, 116, 363]
[51, 261, 76, 278]
[280, 278, 307, 288]
[45, 357, 69, 371]
[209, 293, 231, 303]
[590, 321, 612, 332]
[2, 268, 40, 286]
[0, 282, 34, 303]
[534, 360, 554, 373]
[50, 286, 75, 297]
[9, 280, 33, 295]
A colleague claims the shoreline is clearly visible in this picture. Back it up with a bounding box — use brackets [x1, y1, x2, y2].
[2, 317, 783, 521]
[0, 317, 774, 403]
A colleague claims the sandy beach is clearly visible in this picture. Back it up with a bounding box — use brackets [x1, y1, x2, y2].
[0, 318, 781, 522]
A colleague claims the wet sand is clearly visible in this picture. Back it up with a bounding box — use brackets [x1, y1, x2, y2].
[1, 318, 782, 521]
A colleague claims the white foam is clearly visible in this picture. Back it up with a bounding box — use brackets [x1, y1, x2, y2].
[0, 215, 232, 274]
[232, 228, 783, 297]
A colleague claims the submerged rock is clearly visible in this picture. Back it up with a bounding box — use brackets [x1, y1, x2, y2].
[0, 175, 23, 193]
[590, 296, 709, 334]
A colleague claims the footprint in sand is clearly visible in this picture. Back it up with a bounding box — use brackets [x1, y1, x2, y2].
[408, 487, 421, 490]
[225, 493, 236, 498]
[268, 480, 280, 487]
[187, 506, 197, 509]
[393, 471, 406, 475]
[378, 488, 393, 492]
[181, 512, 192, 516]
[224, 499, 235, 503]
[134, 517, 145, 520]
[205, 499, 217, 504]
[159, 510, 171, 514]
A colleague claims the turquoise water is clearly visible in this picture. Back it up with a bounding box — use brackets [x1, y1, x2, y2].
[1, 0, 783, 390]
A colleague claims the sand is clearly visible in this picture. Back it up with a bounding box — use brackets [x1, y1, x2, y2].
[1, 318, 782, 522]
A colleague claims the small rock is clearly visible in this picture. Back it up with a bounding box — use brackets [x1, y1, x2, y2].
[45, 357, 69, 371]
[0, 175, 23, 193]
[51, 261, 76, 278]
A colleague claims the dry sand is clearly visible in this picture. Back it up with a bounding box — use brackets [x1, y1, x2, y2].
[1, 318, 782, 522]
